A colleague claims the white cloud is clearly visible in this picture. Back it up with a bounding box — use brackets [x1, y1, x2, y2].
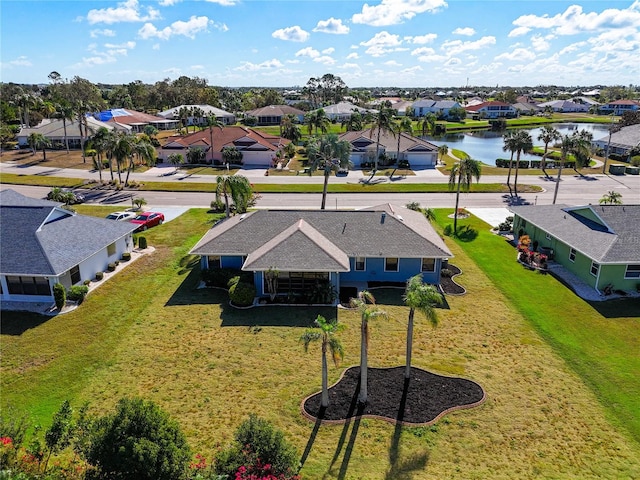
[104, 41, 136, 49]
[346, 52, 359, 59]
[509, 2, 640, 37]
[404, 33, 437, 44]
[441, 36, 495, 55]
[322, 47, 335, 55]
[138, 16, 213, 40]
[384, 60, 402, 66]
[531, 34, 552, 52]
[314, 56, 336, 65]
[4, 56, 32, 67]
[164, 67, 182, 76]
[411, 46, 435, 56]
[508, 26, 531, 38]
[338, 62, 361, 70]
[495, 47, 536, 61]
[87, 0, 160, 25]
[234, 59, 284, 71]
[313, 17, 349, 34]
[272, 26, 309, 42]
[71, 39, 136, 68]
[360, 31, 403, 56]
[401, 65, 422, 74]
[558, 41, 586, 55]
[295, 47, 320, 58]
[90, 29, 116, 38]
[159, 0, 180, 5]
[452, 27, 475, 36]
[203, 0, 240, 5]
[352, 0, 447, 26]
[190, 64, 205, 70]
[445, 57, 461, 66]
[152, 43, 160, 50]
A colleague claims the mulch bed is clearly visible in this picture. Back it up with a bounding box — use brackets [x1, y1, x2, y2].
[440, 264, 466, 295]
[302, 366, 485, 426]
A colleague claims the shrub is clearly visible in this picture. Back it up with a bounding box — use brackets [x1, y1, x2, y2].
[631, 156, 640, 167]
[85, 397, 191, 480]
[227, 275, 241, 289]
[95, 271, 104, 281]
[138, 236, 148, 249]
[83, 279, 91, 286]
[53, 283, 66, 310]
[214, 414, 299, 479]
[229, 282, 255, 307]
[441, 268, 453, 278]
[67, 285, 89, 303]
[201, 268, 242, 288]
[443, 224, 453, 236]
[121, 252, 131, 262]
[107, 263, 116, 272]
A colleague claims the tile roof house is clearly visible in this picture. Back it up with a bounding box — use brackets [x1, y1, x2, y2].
[465, 101, 517, 119]
[16, 117, 120, 149]
[190, 204, 453, 305]
[510, 204, 640, 295]
[0, 190, 137, 304]
[158, 104, 236, 125]
[592, 124, 640, 161]
[158, 125, 289, 167]
[338, 128, 438, 168]
[244, 105, 305, 126]
[94, 108, 179, 132]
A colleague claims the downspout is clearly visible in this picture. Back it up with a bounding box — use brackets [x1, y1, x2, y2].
[594, 263, 603, 295]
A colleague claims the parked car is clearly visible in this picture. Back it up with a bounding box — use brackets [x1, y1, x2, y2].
[105, 211, 137, 222]
[130, 212, 164, 231]
[46, 187, 85, 204]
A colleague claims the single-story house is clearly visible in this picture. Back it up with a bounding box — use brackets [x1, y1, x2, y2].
[510, 204, 640, 294]
[592, 124, 640, 160]
[16, 117, 121, 149]
[244, 105, 305, 126]
[157, 125, 289, 167]
[599, 100, 640, 116]
[317, 102, 374, 122]
[338, 128, 438, 168]
[0, 190, 137, 304]
[465, 101, 517, 119]
[412, 100, 462, 119]
[190, 204, 453, 304]
[537, 100, 589, 113]
[512, 102, 542, 116]
[158, 104, 236, 126]
[94, 108, 179, 132]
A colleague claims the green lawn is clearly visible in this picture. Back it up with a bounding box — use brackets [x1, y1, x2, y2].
[2, 208, 639, 478]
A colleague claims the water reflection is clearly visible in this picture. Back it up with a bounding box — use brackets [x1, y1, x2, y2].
[424, 123, 610, 166]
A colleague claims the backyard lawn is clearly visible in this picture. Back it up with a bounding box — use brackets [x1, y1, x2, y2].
[1, 208, 639, 479]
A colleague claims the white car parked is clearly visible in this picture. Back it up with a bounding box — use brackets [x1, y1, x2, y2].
[105, 211, 137, 221]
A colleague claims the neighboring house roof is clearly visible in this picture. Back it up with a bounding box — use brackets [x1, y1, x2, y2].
[338, 128, 438, 153]
[158, 104, 235, 119]
[162, 126, 288, 152]
[510, 204, 640, 264]
[606, 100, 640, 107]
[245, 105, 305, 118]
[95, 108, 173, 126]
[190, 204, 453, 271]
[512, 102, 542, 112]
[319, 102, 373, 116]
[0, 190, 137, 276]
[18, 117, 118, 140]
[537, 100, 588, 111]
[465, 101, 513, 112]
[593, 124, 640, 150]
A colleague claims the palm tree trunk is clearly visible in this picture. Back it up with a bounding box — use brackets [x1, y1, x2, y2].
[506, 152, 514, 191]
[359, 320, 368, 404]
[541, 144, 549, 178]
[42, 147, 47, 161]
[453, 171, 462, 235]
[405, 308, 415, 379]
[63, 118, 69, 153]
[514, 152, 521, 197]
[108, 154, 114, 181]
[321, 342, 329, 407]
[97, 153, 103, 183]
[224, 190, 231, 218]
[320, 169, 330, 210]
[124, 156, 134, 187]
[552, 163, 563, 205]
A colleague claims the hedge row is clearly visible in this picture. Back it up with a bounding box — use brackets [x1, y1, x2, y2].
[495, 158, 576, 169]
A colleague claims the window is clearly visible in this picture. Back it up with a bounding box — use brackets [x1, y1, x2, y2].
[590, 262, 599, 277]
[107, 242, 116, 256]
[385, 257, 399, 272]
[545, 233, 552, 241]
[569, 248, 576, 262]
[6, 276, 50, 296]
[355, 256, 365, 271]
[70, 265, 81, 285]
[207, 256, 221, 269]
[625, 264, 640, 279]
[421, 258, 435, 272]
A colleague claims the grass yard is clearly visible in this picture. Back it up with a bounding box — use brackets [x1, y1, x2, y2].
[1, 208, 639, 479]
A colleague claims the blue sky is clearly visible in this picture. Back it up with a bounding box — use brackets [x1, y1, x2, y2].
[1, 0, 639, 88]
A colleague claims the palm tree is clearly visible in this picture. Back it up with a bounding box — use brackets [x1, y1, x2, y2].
[279, 114, 301, 144]
[448, 156, 482, 235]
[512, 130, 533, 197]
[112, 132, 135, 185]
[371, 102, 395, 171]
[599, 190, 622, 205]
[402, 275, 442, 379]
[206, 115, 223, 164]
[306, 134, 352, 210]
[437, 144, 448, 165]
[91, 126, 111, 183]
[343, 111, 363, 132]
[349, 290, 388, 405]
[570, 129, 593, 175]
[394, 117, 413, 166]
[55, 103, 74, 153]
[537, 125, 561, 178]
[300, 315, 345, 408]
[215, 174, 253, 217]
[28, 133, 51, 160]
[125, 136, 155, 186]
[418, 113, 436, 137]
[312, 108, 330, 135]
[502, 130, 517, 192]
[552, 135, 574, 205]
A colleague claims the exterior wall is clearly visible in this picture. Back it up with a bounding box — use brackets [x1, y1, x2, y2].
[240, 151, 273, 168]
[76, 236, 131, 284]
[599, 264, 639, 292]
[341, 257, 436, 284]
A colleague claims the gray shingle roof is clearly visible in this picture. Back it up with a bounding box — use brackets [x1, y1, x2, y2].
[190, 205, 452, 270]
[1, 190, 138, 276]
[510, 204, 640, 263]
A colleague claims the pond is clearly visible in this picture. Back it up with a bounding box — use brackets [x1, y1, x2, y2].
[424, 123, 611, 166]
